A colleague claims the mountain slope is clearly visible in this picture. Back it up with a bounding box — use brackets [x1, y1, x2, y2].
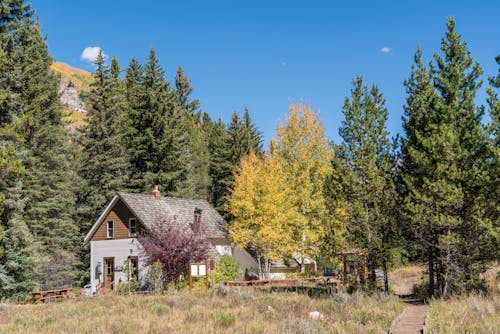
[50, 61, 92, 127]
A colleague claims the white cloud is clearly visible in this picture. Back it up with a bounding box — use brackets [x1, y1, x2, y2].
[80, 46, 106, 62]
[380, 47, 392, 53]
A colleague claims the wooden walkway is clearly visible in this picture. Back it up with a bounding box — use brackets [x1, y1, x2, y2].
[389, 303, 429, 334]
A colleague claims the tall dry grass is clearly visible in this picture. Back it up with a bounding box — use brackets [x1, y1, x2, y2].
[427, 294, 500, 334]
[0, 289, 403, 334]
[426, 262, 500, 334]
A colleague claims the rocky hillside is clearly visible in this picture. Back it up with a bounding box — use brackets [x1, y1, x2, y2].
[50, 62, 92, 126]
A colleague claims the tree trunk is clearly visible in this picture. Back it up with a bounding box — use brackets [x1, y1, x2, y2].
[257, 257, 262, 280]
[382, 259, 389, 292]
[428, 245, 435, 296]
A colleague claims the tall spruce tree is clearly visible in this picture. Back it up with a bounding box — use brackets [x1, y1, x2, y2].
[211, 109, 262, 220]
[401, 49, 445, 295]
[338, 77, 397, 288]
[485, 55, 500, 259]
[78, 52, 130, 228]
[76, 53, 131, 284]
[0, 181, 38, 298]
[203, 114, 233, 216]
[175, 66, 210, 199]
[175, 66, 201, 120]
[402, 19, 492, 296]
[433, 18, 491, 295]
[127, 50, 192, 195]
[0, 0, 81, 289]
[228, 109, 263, 164]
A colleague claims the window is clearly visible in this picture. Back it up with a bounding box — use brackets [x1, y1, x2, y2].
[106, 258, 114, 275]
[107, 220, 114, 239]
[129, 218, 137, 237]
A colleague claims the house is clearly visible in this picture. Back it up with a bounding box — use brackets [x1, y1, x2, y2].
[84, 186, 258, 290]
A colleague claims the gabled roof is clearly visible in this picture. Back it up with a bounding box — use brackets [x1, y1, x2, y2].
[84, 192, 229, 242]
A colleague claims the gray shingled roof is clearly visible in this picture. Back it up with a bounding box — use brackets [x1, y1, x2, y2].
[117, 192, 229, 239]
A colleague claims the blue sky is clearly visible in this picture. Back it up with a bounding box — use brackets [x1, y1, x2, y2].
[31, 0, 499, 144]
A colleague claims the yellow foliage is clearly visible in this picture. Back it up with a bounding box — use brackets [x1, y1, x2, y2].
[228, 151, 302, 261]
[63, 109, 87, 128]
[50, 61, 93, 91]
[275, 103, 336, 257]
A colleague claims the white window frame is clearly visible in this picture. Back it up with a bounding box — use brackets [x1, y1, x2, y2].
[107, 220, 114, 239]
[128, 218, 137, 237]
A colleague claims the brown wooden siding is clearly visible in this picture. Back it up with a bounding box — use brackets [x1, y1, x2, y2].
[91, 199, 145, 241]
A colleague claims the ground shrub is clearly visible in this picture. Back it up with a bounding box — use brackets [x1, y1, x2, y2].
[214, 255, 242, 282]
[212, 311, 236, 327]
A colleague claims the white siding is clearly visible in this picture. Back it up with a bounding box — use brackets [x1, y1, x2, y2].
[90, 239, 259, 285]
[232, 247, 259, 279]
[90, 238, 145, 288]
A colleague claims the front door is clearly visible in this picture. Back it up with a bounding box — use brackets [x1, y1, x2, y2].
[104, 257, 115, 290]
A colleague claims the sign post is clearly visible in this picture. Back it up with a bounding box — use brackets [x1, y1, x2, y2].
[189, 261, 209, 289]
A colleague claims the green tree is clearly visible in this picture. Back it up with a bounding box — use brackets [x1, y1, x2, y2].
[203, 114, 233, 216]
[337, 78, 396, 288]
[78, 51, 130, 229]
[0, 181, 39, 299]
[228, 109, 263, 164]
[402, 19, 493, 296]
[0, 0, 81, 289]
[76, 53, 131, 284]
[485, 55, 500, 259]
[214, 255, 242, 283]
[175, 66, 210, 199]
[127, 50, 192, 196]
[175, 66, 201, 120]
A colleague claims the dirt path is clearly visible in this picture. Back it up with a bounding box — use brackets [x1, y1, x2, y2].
[389, 303, 429, 334]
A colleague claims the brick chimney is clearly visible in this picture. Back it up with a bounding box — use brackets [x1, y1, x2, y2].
[192, 208, 202, 233]
[152, 185, 161, 199]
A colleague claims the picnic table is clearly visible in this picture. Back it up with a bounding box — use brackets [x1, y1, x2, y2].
[31, 288, 70, 303]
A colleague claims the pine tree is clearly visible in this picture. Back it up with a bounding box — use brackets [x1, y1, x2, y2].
[433, 18, 490, 295]
[243, 107, 263, 154]
[175, 66, 210, 199]
[127, 50, 192, 195]
[0, 181, 38, 299]
[0, 0, 81, 289]
[175, 66, 201, 120]
[337, 78, 396, 287]
[401, 48, 444, 295]
[485, 55, 500, 259]
[402, 19, 492, 296]
[78, 51, 130, 228]
[203, 114, 233, 216]
[227, 109, 263, 164]
[75, 53, 131, 284]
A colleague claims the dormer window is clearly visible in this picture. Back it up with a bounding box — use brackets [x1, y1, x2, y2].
[129, 218, 137, 237]
[107, 220, 114, 239]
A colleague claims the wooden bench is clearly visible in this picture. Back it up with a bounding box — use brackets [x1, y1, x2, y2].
[31, 288, 71, 303]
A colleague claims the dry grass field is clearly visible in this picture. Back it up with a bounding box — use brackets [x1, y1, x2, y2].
[427, 293, 500, 334]
[426, 263, 500, 334]
[0, 289, 403, 334]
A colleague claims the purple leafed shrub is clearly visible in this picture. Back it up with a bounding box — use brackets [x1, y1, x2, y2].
[138, 216, 211, 284]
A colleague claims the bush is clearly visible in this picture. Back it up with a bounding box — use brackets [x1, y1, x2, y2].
[214, 255, 242, 283]
[144, 260, 164, 293]
[212, 311, 236, 327]
[115, 279, 140, 295]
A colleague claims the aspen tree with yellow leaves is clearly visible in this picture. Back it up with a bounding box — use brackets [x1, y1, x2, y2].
[274, 104, 335, 272]
[228, 151, 301, 278]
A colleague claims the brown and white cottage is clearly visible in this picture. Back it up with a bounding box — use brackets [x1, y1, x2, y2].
[84, 187, 258, 291]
